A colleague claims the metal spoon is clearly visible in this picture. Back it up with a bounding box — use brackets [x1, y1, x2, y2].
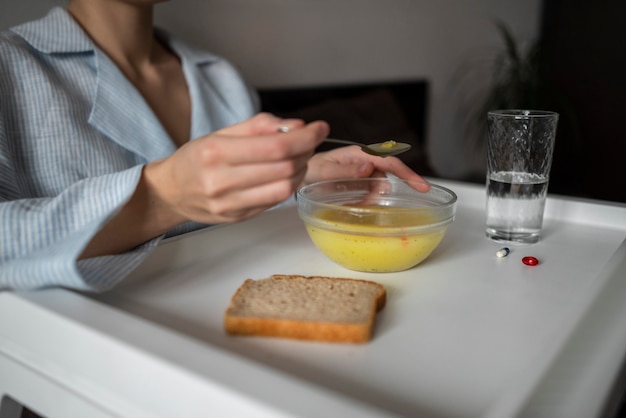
[323, 138, 411, 157]
[277, 126, 411, 157]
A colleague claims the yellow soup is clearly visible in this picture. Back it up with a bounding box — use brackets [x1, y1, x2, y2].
[304, 207, 446, 272]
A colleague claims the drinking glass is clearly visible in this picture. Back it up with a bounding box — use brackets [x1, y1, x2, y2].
[485, 110, 559, 244]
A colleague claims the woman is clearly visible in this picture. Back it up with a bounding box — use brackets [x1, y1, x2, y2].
[0, 1, 427, 291]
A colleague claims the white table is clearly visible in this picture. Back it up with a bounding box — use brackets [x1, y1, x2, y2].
[1, 179, 626, 418]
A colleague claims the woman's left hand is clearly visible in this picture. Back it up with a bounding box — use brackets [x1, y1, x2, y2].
[303, 145, 430, 191]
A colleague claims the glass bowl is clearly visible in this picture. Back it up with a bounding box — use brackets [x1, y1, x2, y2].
[297, 177, 457, 272]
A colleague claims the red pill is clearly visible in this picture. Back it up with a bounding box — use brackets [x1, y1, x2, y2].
[522, 256, 539, 266]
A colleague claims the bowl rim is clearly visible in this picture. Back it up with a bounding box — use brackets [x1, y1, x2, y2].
[296, 178, 457, 235]
[297, 177, 458, 209]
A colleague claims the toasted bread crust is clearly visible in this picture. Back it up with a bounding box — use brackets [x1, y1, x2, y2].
[224, 317, 374, 343]
[224, 275, 386, 343]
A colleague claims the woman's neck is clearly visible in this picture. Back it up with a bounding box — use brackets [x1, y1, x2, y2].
[67, 1, 167, 76]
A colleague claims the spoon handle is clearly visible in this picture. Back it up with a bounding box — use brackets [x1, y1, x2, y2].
[323, 138, 411, 157]
[324, 138, 360, 147]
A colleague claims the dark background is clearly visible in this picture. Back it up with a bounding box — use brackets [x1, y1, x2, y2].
[262, 1, 626, 204]
[540, 0, 626, 203]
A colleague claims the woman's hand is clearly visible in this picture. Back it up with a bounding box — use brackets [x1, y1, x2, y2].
[80, 113, 328, 259]
[304, 145, 430, 191]
[146, 113, 329, 226]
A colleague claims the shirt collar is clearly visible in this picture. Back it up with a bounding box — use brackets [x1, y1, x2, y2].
[10, 6, 233, 159]
[11, 7, 94, 54]
[11, 6, 220, 67]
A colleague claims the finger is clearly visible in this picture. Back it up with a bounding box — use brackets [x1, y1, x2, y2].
[370, 158, 431, 191]
[191, 174, 306, 223]
[204, 154, 311, 195]
[276, 118, 307, 133]
[216, 113, 306, 137]
[319, 160, 376, 181]
[305, 146, 430, 192]
[333, 146, 430, 188]
[202, 121, 329, 165]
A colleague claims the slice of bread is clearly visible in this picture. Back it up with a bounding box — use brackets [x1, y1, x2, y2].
[224, 274, 386, 343]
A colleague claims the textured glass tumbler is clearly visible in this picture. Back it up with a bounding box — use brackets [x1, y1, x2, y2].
[485, 110, 559, 244]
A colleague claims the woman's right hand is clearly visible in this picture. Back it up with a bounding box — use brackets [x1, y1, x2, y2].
[144, 113, 329, 227]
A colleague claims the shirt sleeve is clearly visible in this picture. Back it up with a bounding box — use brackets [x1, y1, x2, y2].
[0, 130, 164, 291]
[0, 18, 259, 292]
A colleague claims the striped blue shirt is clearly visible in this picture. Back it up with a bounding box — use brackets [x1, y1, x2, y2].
[0, 7, 259, 291]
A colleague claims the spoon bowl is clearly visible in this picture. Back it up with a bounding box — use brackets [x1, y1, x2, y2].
[324, 138, 411, 157]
